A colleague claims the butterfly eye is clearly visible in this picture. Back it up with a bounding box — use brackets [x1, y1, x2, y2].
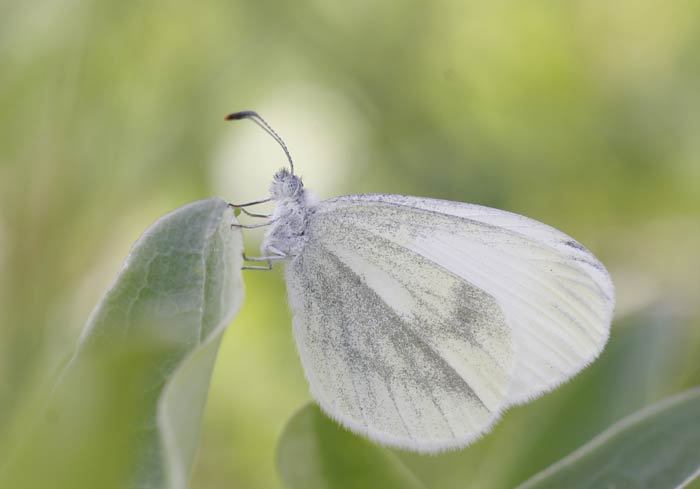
[286, 180, 300, 195]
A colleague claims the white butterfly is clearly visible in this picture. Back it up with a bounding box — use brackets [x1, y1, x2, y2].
[227, 111, 615, 453]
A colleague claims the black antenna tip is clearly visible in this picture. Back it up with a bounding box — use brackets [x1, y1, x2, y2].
[223, 110, 295, 174]
[225, 110, 257, 121]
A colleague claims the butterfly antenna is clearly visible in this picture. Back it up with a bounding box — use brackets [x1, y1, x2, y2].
[225, 110, 295, 175]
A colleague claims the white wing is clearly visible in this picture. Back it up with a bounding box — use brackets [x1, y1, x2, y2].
[313, 195, 615, 406]
[285, 217, 515, 452]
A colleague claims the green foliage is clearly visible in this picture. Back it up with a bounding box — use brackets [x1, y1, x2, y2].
[1, 1, 700, 487]
[278, 387, 700, 489]
[517, 387, 700, 489]
[277, 404, 425, 489]
[0, 199, 243, 489]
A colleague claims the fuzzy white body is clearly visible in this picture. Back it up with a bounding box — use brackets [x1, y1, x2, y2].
[262, 169, 317, 257]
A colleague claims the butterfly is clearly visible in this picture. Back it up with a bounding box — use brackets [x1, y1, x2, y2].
[226, 110, 614, 453]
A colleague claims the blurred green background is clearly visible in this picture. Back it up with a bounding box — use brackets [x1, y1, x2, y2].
[1, 1, 699, 488]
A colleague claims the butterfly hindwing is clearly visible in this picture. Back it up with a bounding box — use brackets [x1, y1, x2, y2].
[285, 215, 514, 452]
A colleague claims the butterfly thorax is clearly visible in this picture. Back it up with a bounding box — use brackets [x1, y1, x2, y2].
[262, 169, 317, 258]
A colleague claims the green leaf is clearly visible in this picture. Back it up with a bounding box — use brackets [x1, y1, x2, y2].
[516, 387, 700, 489]
[1, 198, 244, 489]
[277, 403, 426, 489]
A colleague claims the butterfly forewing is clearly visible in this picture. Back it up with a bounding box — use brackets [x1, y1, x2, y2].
[314, 195, 614, 406]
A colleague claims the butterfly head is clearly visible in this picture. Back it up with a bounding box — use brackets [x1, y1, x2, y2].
[225, 110, 306, 202]
[270, 168, 304, 200]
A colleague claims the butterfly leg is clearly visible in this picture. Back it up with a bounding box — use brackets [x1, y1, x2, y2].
[239, 208, 271, 218]
[229, 199, 277, 268]
[242, 262, 273, 271]
[241, 255, 283, 271]
[231, 220, 275, 229]
[266, 245, 286, 258]
[242, 253, 274, 271]
[228, 198, 271, 208]
[241, 248, 286, 271]
[242, 253, 286, 262]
